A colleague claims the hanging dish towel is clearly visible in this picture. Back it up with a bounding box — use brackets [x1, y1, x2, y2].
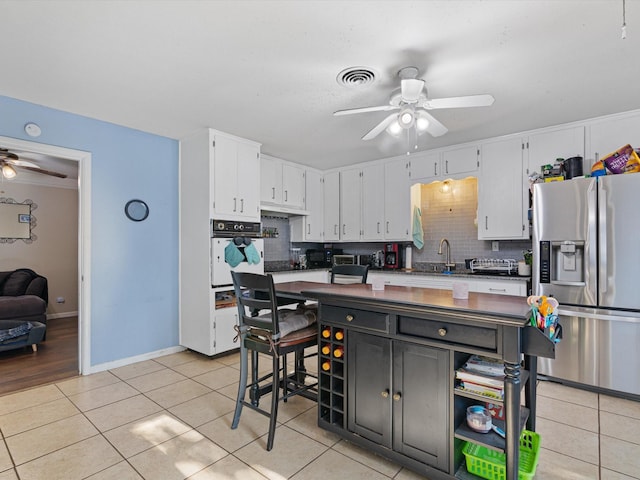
[412, 205, 424, 249]
[244, 242, 261, 264]
[224, 241, 245, 268]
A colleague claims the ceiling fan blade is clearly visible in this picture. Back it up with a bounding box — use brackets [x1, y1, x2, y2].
[334, 105, 399, 116]
[8, 159, 39, 168]
[0, 149, 19, 161]
[417, 111, 448, 137]
[423, 94, 495, 109]
[17, 165, 68, 178]
[362, 113, 399, 141]
[400, 78, 425, 104]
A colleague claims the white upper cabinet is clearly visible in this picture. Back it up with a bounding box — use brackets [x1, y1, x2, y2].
[526, 126, 585, 178]
[384, 158, 411, 241]
[408, 151, 441, 183]
[339, 167, 362, 241]
[587, 111, 640, 163]
[260, 155, 282, 204]
[323, 171, 340, 241]
[211, 132, 261, 221]
[260, 155, 305, 209]
[361, 164, 385, 241]
[441, 145, 479, 178]
[478, 137, 527, 240]
[291, 169, 324, 242]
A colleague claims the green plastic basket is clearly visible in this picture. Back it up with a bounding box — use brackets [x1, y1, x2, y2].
[462, 430, 541, 480]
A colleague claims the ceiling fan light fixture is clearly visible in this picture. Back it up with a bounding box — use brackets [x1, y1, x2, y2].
[398, 108, 415, 129]
[416, 116, 430, 132]
[2, 164, 17, 179]
[387, 120, 402, 136]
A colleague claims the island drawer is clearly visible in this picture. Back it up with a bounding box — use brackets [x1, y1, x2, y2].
[398, 316, 497, 350]
[321, 305, 389, 333]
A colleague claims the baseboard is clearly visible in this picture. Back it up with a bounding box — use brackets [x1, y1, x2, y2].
[82, 345, 187, 375]
[47, 311, 79, 320]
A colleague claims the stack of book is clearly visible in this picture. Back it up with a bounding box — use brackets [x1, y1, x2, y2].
[455, 355, 505, 400]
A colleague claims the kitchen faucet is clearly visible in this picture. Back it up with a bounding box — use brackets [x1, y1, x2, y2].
[438, 238, 456, 272]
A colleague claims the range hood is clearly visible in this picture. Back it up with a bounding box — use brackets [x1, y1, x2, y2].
[260, 204, 310, 217]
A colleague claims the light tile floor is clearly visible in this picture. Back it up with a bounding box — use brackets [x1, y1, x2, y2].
[1, 349, 638, 480]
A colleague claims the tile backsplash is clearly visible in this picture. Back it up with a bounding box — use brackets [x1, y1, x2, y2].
[262, 177, 532, 268]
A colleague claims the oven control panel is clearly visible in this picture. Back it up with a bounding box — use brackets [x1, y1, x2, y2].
[211, 219, 262, 237]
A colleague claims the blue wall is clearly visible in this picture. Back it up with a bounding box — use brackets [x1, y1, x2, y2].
[0, 95, 179, 366]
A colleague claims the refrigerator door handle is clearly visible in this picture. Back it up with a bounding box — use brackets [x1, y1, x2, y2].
[598, 181, 607, 295]
[587, 180, 598, 300]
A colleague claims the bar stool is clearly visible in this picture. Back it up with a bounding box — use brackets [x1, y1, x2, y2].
[230, 271, 318, 451]
[330, 264, 369, 284]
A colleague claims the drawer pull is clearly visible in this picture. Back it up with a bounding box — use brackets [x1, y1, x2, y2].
[393, 393, 401, 401]
[438, 328, 447, 337]
[345, 314, 354, 322]
[381, 390, 389, 398]
[489, 288, 507, 292]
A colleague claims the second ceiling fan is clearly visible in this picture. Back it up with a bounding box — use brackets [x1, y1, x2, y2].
[334, 66, 495, 141]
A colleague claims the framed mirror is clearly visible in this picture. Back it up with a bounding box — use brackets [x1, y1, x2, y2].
[0, 198, 37, 243]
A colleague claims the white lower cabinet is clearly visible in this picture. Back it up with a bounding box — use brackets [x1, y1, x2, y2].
[213, 308, 239, 354]
[367, 272, 527, 297]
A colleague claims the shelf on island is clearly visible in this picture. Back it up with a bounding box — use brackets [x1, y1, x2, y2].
[454, 406, 529, 453]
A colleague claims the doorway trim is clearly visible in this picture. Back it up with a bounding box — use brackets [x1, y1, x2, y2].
[0, 135, 91, 374]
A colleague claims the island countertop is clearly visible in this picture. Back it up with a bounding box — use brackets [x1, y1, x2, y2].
[298, 282, 531, 327]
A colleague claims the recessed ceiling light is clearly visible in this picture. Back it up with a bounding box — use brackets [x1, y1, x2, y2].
[24, 123, 41, 137]
[336, 67, 377, 88]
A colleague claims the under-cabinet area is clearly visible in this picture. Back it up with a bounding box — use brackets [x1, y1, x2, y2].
[309, 285, 557, 480]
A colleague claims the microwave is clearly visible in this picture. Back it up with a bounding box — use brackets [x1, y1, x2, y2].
[333, 254, 356, 266]
[306, 248, 343, 267]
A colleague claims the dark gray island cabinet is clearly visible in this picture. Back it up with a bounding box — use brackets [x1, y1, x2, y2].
[305, 284, 557, 480]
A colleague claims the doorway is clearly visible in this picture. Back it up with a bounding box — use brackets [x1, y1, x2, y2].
[0, 135, 91, 377]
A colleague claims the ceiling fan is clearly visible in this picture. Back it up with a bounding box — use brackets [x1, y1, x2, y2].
[0, 148, 67, 179]
[334, 66, 495, 141]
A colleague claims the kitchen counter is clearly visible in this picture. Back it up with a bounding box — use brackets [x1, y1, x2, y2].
[265, 264, 529, 282]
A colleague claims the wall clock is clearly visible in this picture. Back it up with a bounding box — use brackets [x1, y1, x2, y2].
[124, 199, 149, 222]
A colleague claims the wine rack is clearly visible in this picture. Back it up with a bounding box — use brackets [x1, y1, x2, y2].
[318, 323, 345, 428]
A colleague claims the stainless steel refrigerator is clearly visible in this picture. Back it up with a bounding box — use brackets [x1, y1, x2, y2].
[532, 174, 640, 398]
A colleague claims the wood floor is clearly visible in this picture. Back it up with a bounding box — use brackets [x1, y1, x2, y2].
[0, 316, 79, 396]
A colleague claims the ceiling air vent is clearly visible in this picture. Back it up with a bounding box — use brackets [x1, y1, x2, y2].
[336, 67, 377, 87]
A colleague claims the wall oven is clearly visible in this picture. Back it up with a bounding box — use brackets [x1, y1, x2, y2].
[211, 219, 264, 287]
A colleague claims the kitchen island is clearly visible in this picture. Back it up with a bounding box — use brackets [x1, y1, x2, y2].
[300, 283, 555, 480]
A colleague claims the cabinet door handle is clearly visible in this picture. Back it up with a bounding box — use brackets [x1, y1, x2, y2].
[485, 216, 488, 230]
[233, 198, 237, 212]
[307, 224, 311, 235]
[438, 328, 447, 337]
[386, 221, 389, 233]
[272, 187, 275, 200]
[393, 393, 401, 401]
[334, 224, 338, 235]
[445, 160, 449, 174]
[345, 314, 354, 322]
[240, 198, 244, 212]
[381, 390, 389, 398]
[285, 190, 288, 202]
[343, 224, 346, 235]
[434, 162, 438, 176]
[489, 288, 507, 292]
[377, 222, 380, 234]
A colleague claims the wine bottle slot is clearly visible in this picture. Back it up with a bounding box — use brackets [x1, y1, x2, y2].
[334, 330, 344, 341]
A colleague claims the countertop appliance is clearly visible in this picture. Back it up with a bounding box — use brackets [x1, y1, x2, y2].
[333, 254, 356, 266]
[305, 248, 343, 268]
[384, 243, 402, 269]
[533, 175, 640, 398]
